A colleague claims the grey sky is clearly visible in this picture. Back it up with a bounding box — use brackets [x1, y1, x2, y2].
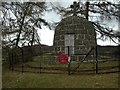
[1, 0, 119, 46]
[38, 0, 119, 46]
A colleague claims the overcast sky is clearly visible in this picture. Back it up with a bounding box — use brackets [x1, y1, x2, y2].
[2, 0, 118, 46]
[37, 0, 119, 46]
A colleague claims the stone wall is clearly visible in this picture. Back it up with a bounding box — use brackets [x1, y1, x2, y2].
[54, 16, 97, 60]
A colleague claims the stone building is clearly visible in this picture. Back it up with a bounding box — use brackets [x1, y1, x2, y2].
[53, 2, 97, 61]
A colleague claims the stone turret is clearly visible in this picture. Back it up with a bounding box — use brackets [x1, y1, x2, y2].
[53, 2, 97, 61]
[54, 16, 96, 53]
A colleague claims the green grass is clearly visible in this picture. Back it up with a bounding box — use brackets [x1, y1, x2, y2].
[98, 60, 119, 67]
[17, 55, 118, 76]
[2, 54, 119, 88]
[3, 54, 118, 74]
[2, 68, 119, 88]
[24, 56, 118, 71]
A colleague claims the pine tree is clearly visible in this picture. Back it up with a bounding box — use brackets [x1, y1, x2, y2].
[50, 1, 120, 45]
[1, 2, 50, 48]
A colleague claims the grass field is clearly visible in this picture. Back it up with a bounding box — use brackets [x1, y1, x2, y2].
[2, 68, 119, 88]
[2, 55, 120, 88]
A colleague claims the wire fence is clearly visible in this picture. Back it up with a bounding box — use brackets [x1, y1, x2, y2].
[3, 45, 120, 75]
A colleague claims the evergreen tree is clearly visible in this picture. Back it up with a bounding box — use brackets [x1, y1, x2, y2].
[1, 2, 50, 48]
[50, 1, 120, 45]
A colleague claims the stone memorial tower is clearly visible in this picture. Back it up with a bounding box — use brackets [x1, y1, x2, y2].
[53, 2, 97, 61]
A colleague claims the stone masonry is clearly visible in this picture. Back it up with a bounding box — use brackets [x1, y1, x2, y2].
[53, 2, 97, 61]
[54, 16, 97, 54]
